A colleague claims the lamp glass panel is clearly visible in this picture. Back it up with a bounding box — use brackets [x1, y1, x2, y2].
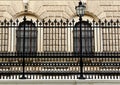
[76, 6, 85, 16]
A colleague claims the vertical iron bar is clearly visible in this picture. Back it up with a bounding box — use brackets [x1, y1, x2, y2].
[52, 22, 53, 52]
[20, 16, 26, 79]
[64, 22, 66, 52]
[66, 19, 68, 54]
[58, 22, 60, 52]
[48, 20, 51, 54]
[60, 20, 63, 54]
[78, 15, 85, 79]
[23, 16, 26, 78]
[54, 19, 57, 52]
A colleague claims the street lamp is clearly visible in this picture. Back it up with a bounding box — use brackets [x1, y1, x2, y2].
[75, 1, 86, 17]
[75, 1, 86, 79]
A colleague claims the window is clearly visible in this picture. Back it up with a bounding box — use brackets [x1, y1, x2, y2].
[16, 21, 37, 53]
[73, 21, 94, 53]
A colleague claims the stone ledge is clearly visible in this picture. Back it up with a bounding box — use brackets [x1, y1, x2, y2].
[0, 80, 120, 85]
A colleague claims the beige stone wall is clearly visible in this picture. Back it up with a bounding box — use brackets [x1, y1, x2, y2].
[0, 0, 119, 20]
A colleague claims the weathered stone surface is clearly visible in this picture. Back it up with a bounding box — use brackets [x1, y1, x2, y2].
[0, 0, 119, 21]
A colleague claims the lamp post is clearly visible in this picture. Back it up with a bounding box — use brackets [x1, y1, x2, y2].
[75, 0, 86, 79]
[19, 17, 27, 79]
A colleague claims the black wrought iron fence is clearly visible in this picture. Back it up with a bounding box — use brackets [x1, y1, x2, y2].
[0, 17, 120, 79]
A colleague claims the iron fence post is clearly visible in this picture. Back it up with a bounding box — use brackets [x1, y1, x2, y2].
[20, 16, 26, 79]
[78, 15, 85, 79]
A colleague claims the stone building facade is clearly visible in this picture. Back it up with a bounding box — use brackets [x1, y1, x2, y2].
[0, 0, 119, 53]
[0, 0, 119, 21]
